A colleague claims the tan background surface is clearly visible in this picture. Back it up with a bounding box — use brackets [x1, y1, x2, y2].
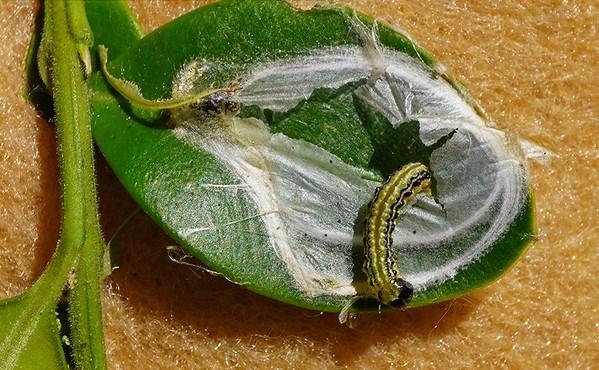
[1, 0, 597, 368]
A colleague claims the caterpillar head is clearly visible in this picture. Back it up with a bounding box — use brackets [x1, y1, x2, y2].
[378, 278, 414, 308]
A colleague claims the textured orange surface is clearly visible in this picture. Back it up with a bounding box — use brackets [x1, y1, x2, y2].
[1, 1, 597, 368]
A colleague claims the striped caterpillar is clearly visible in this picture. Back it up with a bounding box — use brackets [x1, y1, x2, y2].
[363, 162, 432, 307]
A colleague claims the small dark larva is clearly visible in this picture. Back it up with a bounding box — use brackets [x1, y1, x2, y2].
[193, 91, 240, 115]
[192, 79, 243, 116]
[363, 162, 432, 307]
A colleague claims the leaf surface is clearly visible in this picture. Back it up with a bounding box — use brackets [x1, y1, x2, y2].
[90, 0, 535, 313]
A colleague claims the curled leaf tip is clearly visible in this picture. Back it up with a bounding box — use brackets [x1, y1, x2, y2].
[99, 45, 234, 110]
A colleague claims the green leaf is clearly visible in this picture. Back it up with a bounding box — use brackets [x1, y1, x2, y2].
[0, 291, 69, 369]
[90, 0, 535, 315]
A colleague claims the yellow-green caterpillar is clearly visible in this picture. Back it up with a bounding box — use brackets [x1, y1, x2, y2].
[363, 162, 432, 307]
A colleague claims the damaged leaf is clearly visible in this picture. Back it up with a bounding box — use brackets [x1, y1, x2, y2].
[90, 0, 535, 314]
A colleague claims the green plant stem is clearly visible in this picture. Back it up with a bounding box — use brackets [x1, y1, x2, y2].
[16, 0, 106, 368]
[0, 0, 91, 368]
[52, 0, 107, 368]
[39, 0, 87, 282]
